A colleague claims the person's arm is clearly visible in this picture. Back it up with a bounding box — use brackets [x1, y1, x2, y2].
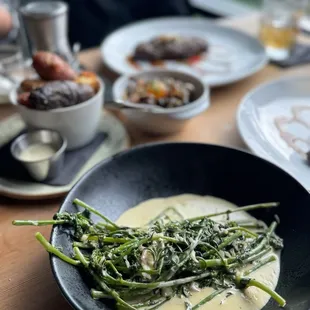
[0, 5, 13, 38]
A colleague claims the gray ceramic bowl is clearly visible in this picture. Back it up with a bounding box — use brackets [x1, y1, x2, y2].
[112, 70, 209, 135]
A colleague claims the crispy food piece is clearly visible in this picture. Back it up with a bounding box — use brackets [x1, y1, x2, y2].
[20, 79, 48, 92]
[32, 51, 77, 81]
[75, 71, 100, 93]
[146, 80, 168, 99]
[133, 35, 208, 61]
[17, 92, 31, 108]
[29, 81, 94, 110]
[124, 77, 195, 108]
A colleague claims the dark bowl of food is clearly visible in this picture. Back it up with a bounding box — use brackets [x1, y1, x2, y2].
[13, 143, 310, 310]
[112, 70, 209, 134]
[10, 51, 104, 150]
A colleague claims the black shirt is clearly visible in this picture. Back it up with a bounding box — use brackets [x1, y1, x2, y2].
[65, 0, 191, 48]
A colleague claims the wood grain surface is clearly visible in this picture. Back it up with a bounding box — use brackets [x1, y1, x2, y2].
[1, 14, 310, 310]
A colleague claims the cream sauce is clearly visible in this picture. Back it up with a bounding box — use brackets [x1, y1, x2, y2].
[116, 194, 280, 310]
[19, 143, 56, 162]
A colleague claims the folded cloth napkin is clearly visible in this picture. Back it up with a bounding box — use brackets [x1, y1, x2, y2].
[0, 131, 107, 186]
[271, 43, 310, 68]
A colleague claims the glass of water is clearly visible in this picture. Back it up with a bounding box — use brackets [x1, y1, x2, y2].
[0, 0, 33, 85]
[259, 0, 306, 60]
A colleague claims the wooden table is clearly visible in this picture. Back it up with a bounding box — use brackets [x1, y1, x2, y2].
[1, 14, 309, 310]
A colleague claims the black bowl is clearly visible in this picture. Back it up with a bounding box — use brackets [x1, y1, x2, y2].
[51, 143, 310, 310]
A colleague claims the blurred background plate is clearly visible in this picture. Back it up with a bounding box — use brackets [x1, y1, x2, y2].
[237, 75, 310, 190]
[101, 17, 268, 87]
[0, 75, 14, 104]
[0, 112, 128, 199]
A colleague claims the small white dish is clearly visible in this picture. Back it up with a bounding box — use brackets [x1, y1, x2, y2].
[10, 78, 104, 150]
[112, 69, 209, 135]
[237, 75, 310, 190]
[101, 17, 267, 87]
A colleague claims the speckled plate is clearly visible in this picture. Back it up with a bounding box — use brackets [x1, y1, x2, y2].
[100, 17, 267, 87]
[237, 75, 310, 191]
[0, 112, 129, 199]
[51, 143, 310, 310]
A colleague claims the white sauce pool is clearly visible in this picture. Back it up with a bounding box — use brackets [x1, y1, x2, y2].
[116, 194, 281, 310]
[19, 143, 56, 161]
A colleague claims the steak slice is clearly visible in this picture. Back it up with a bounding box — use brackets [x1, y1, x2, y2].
[133, 36, 208, 61]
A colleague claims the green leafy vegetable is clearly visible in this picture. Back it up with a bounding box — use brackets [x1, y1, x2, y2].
[13, 199, 286, 309]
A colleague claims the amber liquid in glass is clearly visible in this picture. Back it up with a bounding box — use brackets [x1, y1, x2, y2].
[259, 21, 297, 50]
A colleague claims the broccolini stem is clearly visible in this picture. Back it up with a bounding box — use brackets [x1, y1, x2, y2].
[243, 247, 272, 264]
[240, 277, 286, 307]
[72, 242, 93, 249]
[73, 247, 89, 267]
[13, 219, 69, 226]
[91, 289, 111, 299]
[104, 271, 211, 289]
[95, 222, 118, 231]
[91, 272, 137, 310]
[244, 254, 277, 276]
[235, 220, 265, 229]
[76, 250, 135, 309]
[247, 221, 277, 257]
[188, 202, 279, 222]
[164, 230, 203, 281]
[73, 198, 119, 229]
[105, 261, 123, 278]
[152, 235, 182, 243]
[199, 257, 233, 268]
[226, 226, 258, 237]
[35, 232, 80, 266]
[192, 289, 225, 310]
[116, 266, 159, 275]
[203, 232, 243, 258]
[85, 235, 130, 243]
[228, 247, 272, 269]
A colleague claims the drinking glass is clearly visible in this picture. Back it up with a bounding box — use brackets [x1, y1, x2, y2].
[259, 0, 307, 60]
[0, 0, 33, 86]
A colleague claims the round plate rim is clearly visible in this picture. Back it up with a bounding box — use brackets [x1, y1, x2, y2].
[100, 16, 268, 87]
[237, 74, 310, 191]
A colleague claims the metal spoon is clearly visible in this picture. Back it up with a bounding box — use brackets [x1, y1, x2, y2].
[105, 100, 166, 113]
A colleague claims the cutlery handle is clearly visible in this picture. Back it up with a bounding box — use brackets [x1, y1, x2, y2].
[105, 100, 128, 110]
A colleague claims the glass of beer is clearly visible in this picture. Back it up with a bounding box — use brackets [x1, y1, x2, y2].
[259, 0, 306, 60]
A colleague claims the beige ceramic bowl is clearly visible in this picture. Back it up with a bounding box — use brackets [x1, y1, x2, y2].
[10, 78, 104, 150]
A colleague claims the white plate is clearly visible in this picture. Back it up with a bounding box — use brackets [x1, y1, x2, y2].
[237, 75, 310, 190]
[100, 17, 267, 87]
[0, 112, 129, 199]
